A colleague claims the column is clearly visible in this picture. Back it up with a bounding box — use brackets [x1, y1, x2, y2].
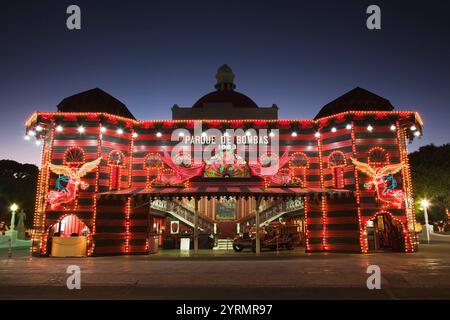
[255, 197, 261, 254]
[194, 197, 199, 254]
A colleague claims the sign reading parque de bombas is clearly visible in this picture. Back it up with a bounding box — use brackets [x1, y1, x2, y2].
[183, 132, 270, 146]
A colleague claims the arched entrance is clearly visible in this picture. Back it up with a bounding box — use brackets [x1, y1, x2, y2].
[366, 212, 405, 252]
[47, 214, 90, 257]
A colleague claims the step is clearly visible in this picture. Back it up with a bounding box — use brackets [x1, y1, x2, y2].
[213, 239, 234, 250]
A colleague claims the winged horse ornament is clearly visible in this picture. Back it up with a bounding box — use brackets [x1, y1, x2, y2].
[350, 158, 405, 209]
[46, 157, 102, 209]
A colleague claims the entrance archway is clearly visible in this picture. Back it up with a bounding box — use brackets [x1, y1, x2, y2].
[366, 212, 405, 252]
[47, 214, 91, 257]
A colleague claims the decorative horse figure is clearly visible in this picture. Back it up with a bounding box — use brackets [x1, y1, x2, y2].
[350, 158, 405, 209]
[46, 157, 102, 209]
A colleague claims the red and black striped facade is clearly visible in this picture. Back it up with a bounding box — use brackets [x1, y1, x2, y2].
[26, 110, 422, 256]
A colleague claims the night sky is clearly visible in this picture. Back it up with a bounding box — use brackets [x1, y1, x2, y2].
[1, 0, 449, 165]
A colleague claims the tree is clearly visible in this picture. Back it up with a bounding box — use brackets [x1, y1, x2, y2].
[409, 144, 450, 223]
[0, 160, 38, 228]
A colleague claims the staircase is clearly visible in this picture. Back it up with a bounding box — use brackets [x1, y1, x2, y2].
[213, 239, 234, 250]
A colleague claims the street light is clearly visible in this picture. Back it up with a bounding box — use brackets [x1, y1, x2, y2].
[421, 199, 431, 244]
[9, 203, 18, 230]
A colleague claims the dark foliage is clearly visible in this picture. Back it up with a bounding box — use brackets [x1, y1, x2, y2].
[409, 144, 450, 223]
[0, 160, 38, 228]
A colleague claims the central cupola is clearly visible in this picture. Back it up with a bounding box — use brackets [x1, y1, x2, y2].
[172, 65, 278, 120]
[215, 64, 236, 91]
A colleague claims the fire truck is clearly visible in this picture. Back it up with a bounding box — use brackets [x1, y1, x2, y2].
[232, 221, 300, 252]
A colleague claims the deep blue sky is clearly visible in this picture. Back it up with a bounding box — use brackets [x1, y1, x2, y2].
[1, 0, 449, 165]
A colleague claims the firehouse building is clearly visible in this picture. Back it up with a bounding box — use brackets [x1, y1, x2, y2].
[25, 65, 423, 257]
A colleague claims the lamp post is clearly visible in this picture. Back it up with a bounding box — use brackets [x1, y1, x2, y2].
[8, 203, 18, 258]
[421, 199, 430, 245]
[9, 203, 18, 230]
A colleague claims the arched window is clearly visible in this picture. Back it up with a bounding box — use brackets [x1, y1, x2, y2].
[144, 153, 163, 187]
[108, 150, 125, 166]
[328, 151, 346, 188]
[173, 151, 192, 168]
[259, 152, 280, 168]
[289, 152, 309, 187]
[108, 150, 125, 190]
[368, 147, 390, 167]
[64, 147, 85, 166]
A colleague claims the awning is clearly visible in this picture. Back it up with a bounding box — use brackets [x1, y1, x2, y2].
[98, 181, 352, 200]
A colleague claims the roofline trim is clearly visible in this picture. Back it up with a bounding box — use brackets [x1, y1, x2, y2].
[25, 109, 423, 128]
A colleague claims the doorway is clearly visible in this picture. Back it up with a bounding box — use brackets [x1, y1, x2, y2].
[48, 214, 90, 257]
[366, 213, 405, 252]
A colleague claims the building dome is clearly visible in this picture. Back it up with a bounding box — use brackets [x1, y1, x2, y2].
[192, 64, 258, 109]
[57, 88, 135, 119]
[315, 87, 393, 119]
[192, 90, 259, 109]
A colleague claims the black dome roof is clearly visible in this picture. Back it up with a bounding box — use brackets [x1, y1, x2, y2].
[192, 64, 259, 109]
[315, 87, 394, 119]
[192, 90, 258, 108]
[57, 88, 135, 119]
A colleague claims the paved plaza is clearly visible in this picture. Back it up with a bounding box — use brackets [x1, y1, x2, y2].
[0, 244, 449, 299]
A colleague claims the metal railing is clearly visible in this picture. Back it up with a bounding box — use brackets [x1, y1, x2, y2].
[150, 199, 214, 234]
[238, 198, 304, 230]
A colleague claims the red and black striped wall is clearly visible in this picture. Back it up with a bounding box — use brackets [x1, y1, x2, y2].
[319, 122, 360, 252]
[30, 112, 418, 255]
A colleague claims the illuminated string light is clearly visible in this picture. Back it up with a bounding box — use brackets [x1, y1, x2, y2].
[367, 124, 373, 132]
[56, 125, 63, 132]
[28, 130, 36, 137]
[331, 127, 337, 133]
[350, 121, 366, 253]
[314, 132, 320, 138]
[397, 124, 417, 252]
[24, 135, 30, 140]
[410, 125, 417, 131]
[346, 124, 352, 130]
[35, 140, 42, 146]
[303, 195, 311, 251]
[23, 109, 423, 256]
[156, 132, 162, 137]
[117, 128, 124, 135]
[316, 132, 327, 251]
[125, 197, 131, 253]
[269, 131, 275, 137]
[24, 110, 424, 127]
[132, 132, 138, 138]
[78, 126, 85, 133]
[390, 124, 396, 131]
[100, 126, 107, 133]
[414, 131, 420, 137]
[291, 131, 297, 137]
[35, 125, 43, 132]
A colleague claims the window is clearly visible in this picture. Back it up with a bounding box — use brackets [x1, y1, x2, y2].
[289, 152, 309, 169]
[144, 153, 163, 187]
[328, 151, 346, 188]
[64, 147, 85, 166]
[259, 152, 279, 168]
[368, 147, 390, 167]
[108, 150, 125, 190]
[108, 150, 125, 167]
[173, 151, 192, 168]
[289, 152, 309, 187]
